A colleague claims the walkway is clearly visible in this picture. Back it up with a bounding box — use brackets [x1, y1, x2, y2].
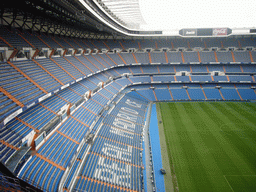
[149, 104, 166, 192]
[143, 103, 155, 192]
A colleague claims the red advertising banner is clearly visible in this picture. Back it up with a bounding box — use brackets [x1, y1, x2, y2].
[213, 28, 227, 36]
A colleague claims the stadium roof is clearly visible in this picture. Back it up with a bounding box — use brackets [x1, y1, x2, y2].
[94, 0, 146, 29]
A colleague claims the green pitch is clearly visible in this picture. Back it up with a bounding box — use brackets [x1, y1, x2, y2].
[158, 102, 256, 192]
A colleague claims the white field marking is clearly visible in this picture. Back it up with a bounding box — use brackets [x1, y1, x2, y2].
[224, 175, 256, 176]
[223, 175, 234, 192]
[223, 175, 256, 192]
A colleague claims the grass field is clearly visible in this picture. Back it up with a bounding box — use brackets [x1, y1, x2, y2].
[158, 102, 256, 192]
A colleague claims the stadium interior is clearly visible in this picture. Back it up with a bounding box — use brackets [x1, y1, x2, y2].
[0, 0, 256, 191]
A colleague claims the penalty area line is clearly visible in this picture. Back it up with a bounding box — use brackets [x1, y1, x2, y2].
[223, 175, 234, 192]
[223, 175, 256, 192]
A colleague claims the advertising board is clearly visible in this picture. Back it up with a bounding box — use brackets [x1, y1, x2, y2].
[213, 28, 227, 36]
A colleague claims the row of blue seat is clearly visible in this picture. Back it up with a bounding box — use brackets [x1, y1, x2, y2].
[91, 137, 141, 166]
[18, 155, 64, 192]
[73, 94, 148, 191]
[51, 57, 84, 79]
[0, 62, 45, 118]
[12, 60, 61, 93]
[74, 177, 133, 192]
[17, 103, 55, 130]
[77, 153, 141, 191]
[114, 64, 256, 74]
[152, 75, 253, 82]
[130, 85, 256, 101]
[36, 58, 74, 84]
[125, 51, 256, 64]
[37, 132, 78, 167]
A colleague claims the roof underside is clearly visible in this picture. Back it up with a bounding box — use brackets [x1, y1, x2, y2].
[95, 0, 146, 29]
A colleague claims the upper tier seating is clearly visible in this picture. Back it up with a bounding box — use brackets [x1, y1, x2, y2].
[1, 26, 256, 50]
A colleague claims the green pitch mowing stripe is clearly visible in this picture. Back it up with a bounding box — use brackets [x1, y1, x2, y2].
[159, 102, 256, 192]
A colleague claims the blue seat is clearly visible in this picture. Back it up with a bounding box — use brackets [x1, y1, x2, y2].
[204, 89, 223, 100]
[136, 89, 156, 101]
[155, 89, 172, 100]
[188, 89, 206, 100]
[170, 89, 189, 100]
[221, 89, 241, 100]
[238, 89, 256, 100]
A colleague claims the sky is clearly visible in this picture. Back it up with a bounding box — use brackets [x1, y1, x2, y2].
[139, 0, 256, 31]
